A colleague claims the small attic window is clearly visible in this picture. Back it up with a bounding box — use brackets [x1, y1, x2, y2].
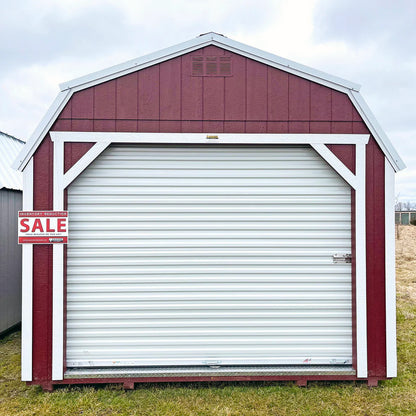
[192, 56, 232, 77]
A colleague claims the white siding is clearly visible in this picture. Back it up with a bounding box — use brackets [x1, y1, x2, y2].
[66, 145, 352, 367]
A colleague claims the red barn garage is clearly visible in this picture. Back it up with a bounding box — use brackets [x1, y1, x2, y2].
[14, 33, 404, 390]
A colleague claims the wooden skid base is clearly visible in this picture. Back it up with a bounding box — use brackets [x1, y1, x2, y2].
[28, 375, 386, 391]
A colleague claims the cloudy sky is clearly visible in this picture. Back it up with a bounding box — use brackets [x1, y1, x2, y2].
[0, 0, 415, 201]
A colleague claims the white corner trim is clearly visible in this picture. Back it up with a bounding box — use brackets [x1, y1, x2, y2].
[385, 159, 397, 377]
[63, 142, 111, 188]
[348, 90, 405, 172]
[21, 158, 33, 382]
[50, 132, 370, 145]
[311, 143, 357, 189]
[355, 143, 367, 378]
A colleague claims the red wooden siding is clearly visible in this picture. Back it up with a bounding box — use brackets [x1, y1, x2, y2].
[366, 138, 386, 377]
[32, 138, 53, 382]
[30, 45, 387, 383]
[54, 46, 366, 135]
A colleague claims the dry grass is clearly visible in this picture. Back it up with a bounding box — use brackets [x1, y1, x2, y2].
[396, 225, 416, 305]
[1, 228, 416, 415]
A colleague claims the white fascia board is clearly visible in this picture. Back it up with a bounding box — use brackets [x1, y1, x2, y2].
[349, 90, 405, 172]
[209, 34, 361, 92]
[59, 32, 360, 94]
[50, 131, 370, 145]
[59, 35, 214, 91]
[13, 90, 72, 171]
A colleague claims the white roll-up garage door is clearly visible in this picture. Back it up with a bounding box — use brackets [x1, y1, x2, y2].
[66, 144, 352, 368]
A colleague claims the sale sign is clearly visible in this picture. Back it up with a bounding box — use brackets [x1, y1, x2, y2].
[18, 211, 68, 244]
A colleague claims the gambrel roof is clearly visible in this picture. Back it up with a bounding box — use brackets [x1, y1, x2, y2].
[14, 32, 405, 171]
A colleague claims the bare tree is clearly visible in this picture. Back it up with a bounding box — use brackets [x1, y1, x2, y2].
[395, 199, 416, 212]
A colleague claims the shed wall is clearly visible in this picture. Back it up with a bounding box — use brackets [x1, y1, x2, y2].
[31, 45, 386, 382]
[0, 189, 22, 334]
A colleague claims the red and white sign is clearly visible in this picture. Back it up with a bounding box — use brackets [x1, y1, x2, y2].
[18, 211, 68, 244]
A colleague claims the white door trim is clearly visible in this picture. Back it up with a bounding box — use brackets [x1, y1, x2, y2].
[310, 144, 357, 189]
[52, 139, 64, 380]
[51, 132, 369, 145]
[63, 142, 111, 189]
[49, 132, 369, 380]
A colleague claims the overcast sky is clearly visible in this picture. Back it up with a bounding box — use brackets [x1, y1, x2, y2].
[0, 0, 415, 201]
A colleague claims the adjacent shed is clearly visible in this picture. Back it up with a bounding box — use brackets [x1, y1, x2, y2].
[14, 33, 404, 390]
[0, 131, 24, 335]
[395, 211, 416, 225]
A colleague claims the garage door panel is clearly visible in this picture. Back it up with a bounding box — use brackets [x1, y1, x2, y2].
[69, 239, 352, 250]
[67, 247, 350, 257]
[67, 255, 350, 266]
[67, 274, 351, 284]
[69, 185, 350, 196]
[80, 168, 340, 179]
[67, 144, 352, 368]
[69, 195, 351, 205]
[67, 264, 350, 275]
[67, 300, 351, 312]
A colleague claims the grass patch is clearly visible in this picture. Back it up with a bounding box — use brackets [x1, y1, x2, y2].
[1, 226, 416, 415]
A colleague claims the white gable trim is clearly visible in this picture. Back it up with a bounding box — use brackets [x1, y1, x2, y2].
[13, 90, 72, 171]
[59, 32, 360, 93]
[13, 32, 405, 172]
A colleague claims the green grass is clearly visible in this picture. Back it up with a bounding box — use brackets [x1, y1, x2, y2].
[2, 295, 415, 416]
[1, 236, 416, 415]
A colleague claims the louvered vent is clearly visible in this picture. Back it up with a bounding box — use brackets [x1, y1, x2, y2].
[205, 57, 218, 75]
[219, 57, 231, 75]
[192, 56, 232, 76]
[192, 57, 204, 76]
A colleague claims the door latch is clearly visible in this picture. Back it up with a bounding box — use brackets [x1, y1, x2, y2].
[332, 253, 352, 264]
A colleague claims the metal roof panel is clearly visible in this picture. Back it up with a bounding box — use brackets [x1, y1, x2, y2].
[0, 131, 24, 190]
